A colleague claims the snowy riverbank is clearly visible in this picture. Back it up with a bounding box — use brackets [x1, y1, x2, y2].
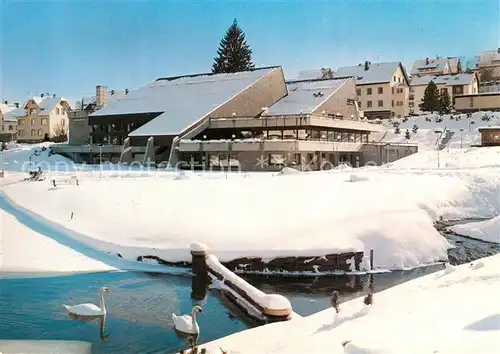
[448, 216, 500, 244]
[198, 253, 500, 353]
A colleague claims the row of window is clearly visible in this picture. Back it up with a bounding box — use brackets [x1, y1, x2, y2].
[358, 100, 404, 108]
[28, 107, 67, 116]
[18, 129, 44, 137]
[1, 124, 15, 131]
[356, 86, 405, 96]
[18, 118, 65, 126]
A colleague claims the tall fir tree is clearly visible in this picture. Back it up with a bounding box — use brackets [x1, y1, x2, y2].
[212, 19, 255, 74]
[419, 81, 440, 113]
[438, 89, 452, 114]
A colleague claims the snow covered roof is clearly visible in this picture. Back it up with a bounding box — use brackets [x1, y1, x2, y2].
[0, 103, 22, 122]
[24, 96, 71, 114]
[113, 67, 280, 136]
[478, 126, 500, 131]
[411, 57, 461, 76]
[296, 68, 333, 81]
[478, 49, 500, 67]
[333, 62, 403, 85]
[266, 78, 349, 116]
[410, 73, 476, 86]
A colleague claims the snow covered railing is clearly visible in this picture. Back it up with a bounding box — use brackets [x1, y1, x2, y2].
[190, 243, 293, 321]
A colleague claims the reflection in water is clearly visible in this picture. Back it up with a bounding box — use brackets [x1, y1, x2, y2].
[66, 314, 111, 341]
[243, 265, 445, 316]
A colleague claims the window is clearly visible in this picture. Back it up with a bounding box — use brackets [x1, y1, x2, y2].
[378, 100, 384, 107]
[409, 95, 414, 101]
[392, 100, 394, 107]
[30, 119, 35, 125]
[358, 101, 362, 108]
[397, 88, 404, 94]
[397, 101, 403, 106]
[37, 129, 42, 136]
[29, 108, 36, 115]
[393, 76, 396, 82]
[61, 108, 66, 115]
[392, 87, 395, 94]
[41, 118, 48, 125]
[378, 87, 383, 94]
[18, 119, 24, 126]
[56, 108, 60, 115]
[61, 119, 66, 126]
[367, 88, 372, 95]
[453, 86, 464, 95]
[31, 129, 35, 136]
[8, 125, 13, 131]
[18, 129, 23, 136]
[356, 88, 361, 96]
[367, 101, 372, 108]
[440, 88, 449, 95]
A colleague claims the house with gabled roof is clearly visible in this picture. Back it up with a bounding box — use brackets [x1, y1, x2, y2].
[333, 61, 410, 119]
[476, 48, 500, 80]
[409, 73, 478, 114]
[0, 102, 22, 141]
[410, 57, 462, 77]
[14, 95, 72, 143]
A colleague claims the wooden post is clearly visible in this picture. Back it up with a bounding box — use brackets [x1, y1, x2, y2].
[370, 249, 374, 271]
[190, 243, 209, 301]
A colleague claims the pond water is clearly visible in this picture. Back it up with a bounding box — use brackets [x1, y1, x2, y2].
[244, 264, 445, 316]
[0, 271, 248, 354]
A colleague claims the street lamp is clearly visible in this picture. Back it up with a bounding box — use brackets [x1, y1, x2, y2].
[460, 128, 464, 149]
[98, 143, 103, 180]
[435, 130, 441, 168]
[0, 149, 4, 178]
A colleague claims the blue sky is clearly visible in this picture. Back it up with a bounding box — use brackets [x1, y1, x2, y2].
[1, 0, 498, 103]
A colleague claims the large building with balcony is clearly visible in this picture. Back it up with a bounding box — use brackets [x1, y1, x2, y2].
[333, 61, 410, 119]
[54, 66, 417, 170]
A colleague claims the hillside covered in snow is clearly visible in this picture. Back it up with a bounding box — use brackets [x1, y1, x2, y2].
[380, 111, 500, 150]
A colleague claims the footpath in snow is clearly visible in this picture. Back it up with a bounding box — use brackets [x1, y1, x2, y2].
[198, 254, 500, 353]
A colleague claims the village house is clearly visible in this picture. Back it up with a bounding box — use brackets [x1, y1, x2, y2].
[410, 57, 462, 77]
[476, 48, 500, 80]
[14, 95, 72, 143]
[409, 73, 479, 115]
[0, 102, 22, 142]
[333, 61, 410, 119]
[53, 66, 417, 170]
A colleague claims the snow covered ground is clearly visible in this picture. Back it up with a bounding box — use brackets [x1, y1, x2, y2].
[198, 254, 500, 353]
[449, 216, 500, 244]
[380, 111, 500, 151]
[0, 209, 114, 274]
[2, 146, 499, 271]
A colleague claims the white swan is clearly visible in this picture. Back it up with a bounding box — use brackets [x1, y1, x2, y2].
[172, 305, 203, 334]
[63, 287, 110, 316]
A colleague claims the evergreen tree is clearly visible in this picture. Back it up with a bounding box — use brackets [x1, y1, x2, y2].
[394, 126, 401, 134]
[212, 19, 255, 74]
[438, 90, 452, 114]
[405, 129, 411, 140]
[419, 81, 440, 112]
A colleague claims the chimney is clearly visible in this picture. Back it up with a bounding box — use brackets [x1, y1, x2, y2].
[41, 93, 44, 98]
[364, 61, 370, 71]
[425, 58, 429, 65]
[53, 94, 56, 98]
[96, 85, 108, 108]
[497, 47, 500, 54]
[125, 88, 129, 95]
[3, 100, 7, 104]
[14, 102, 19, 108]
